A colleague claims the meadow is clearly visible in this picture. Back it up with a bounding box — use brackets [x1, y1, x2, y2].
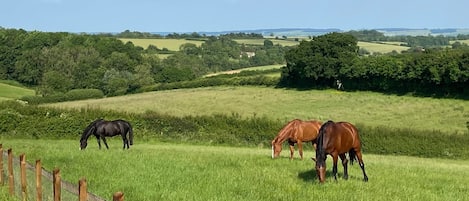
[119, 38, 205, 51]
[0, 83, 35, 100]
[120, 38, 409, 54]
[45, 86, 469, 134]
[2, 139, 469, 201]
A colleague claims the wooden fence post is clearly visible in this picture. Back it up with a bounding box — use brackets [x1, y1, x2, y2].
[0, 144, 3, 185]
[36, 160, 42, 201]
[8, 148, 14, 196]
[53, 168, 61, 201]
[113, 192, 124, 201]
[78, 178, 87, 201]
[20, 154, 28, 201]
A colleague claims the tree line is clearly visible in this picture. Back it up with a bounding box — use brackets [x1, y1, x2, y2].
[2, 27, 469, 99]
[0, 28, 286, 96]
[281, 32, 469, 97]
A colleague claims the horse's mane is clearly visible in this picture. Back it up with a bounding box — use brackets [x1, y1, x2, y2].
[316, 120, 334, 166]
[80, 118, 104, 141]
[273, 119, 300, 144]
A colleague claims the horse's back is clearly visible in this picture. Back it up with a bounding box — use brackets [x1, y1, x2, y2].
[299, 120, 322, 141]
[321, 121, 360, 153]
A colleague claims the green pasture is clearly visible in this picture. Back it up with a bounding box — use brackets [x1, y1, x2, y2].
[1, 139, 468, 201]
[45, 86, 469, 134]
[0, 83, 35, 100]
[204, 64, 283, 77]
[120, 38, 205, 51]
[358, 41, 410, 54]
[234, 39, 301, 46]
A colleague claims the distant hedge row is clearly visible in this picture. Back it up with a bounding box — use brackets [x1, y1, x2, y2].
[1, 101, 468, 159]
[20, 89, 104, 104]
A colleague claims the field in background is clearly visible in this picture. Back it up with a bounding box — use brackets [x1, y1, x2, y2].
[120, 38, 205, 51]
[120, 38, 409, 54]
[2, 139, 468, 201]
[0, 82, 35, 100]
[45, 86, 469, 134]
[204, 64, 283, 77]
[358, 41, 410, 53]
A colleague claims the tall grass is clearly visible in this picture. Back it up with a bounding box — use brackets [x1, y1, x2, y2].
[2, 139, 468, 201]
[45, 86, 469, 134]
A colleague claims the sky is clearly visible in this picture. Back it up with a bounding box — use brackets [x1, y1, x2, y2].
[1, 0, 468, 33]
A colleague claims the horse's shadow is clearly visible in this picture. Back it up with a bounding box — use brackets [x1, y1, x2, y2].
[298, 168, 361, 183]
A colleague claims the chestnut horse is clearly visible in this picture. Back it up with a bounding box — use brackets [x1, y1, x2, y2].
[315, 120, 368, 183]
[271, 119, 322, 160]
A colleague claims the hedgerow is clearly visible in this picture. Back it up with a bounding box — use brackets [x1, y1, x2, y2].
[1, 101, 468, 159]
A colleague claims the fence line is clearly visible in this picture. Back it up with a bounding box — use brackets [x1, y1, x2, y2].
[1, 144, 121, 201]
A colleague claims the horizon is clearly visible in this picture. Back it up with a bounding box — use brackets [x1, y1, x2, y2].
[1, 0, 468, 33]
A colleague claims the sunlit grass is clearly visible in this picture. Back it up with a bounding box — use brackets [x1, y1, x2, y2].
[358, 41, 410, 53]
[2, 139, 468, 201]
[119, 38, 205, 51]
[0, 83, 35, 100]
[44, 86, 469, 134]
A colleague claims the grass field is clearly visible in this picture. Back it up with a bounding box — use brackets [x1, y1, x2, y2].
[120, 38, 205, 51]
[204, 64, 283, 77]
[44, 86, 469, 134]
[120, 38, 408, 54]
[0, 83, 35, 100]
[358, 41, 409, 53]
[1, 139, 468, 201]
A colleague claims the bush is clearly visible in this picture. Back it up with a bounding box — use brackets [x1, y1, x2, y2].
[20, 89, 104, 104]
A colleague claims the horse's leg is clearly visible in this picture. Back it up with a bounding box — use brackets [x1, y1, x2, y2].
[288, 141, 295, 160]
[95, 136, 102, 149]
[311, 140, 317, 161]
[332, 153, 339, 181]
[355, 151, 369, 182]
[297, 141, 304, 160]
[102, 137, 110, 149]
[340, 153, 349, 180]
[121, 134, 129, 149]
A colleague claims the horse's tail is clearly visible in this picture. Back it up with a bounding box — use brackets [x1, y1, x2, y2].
[128, 123, 134, 145]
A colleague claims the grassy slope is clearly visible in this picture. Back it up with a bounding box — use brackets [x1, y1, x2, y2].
[45, 86, 469, 134]
[0, 83, 35, 100]
[1, 139, 468, 201]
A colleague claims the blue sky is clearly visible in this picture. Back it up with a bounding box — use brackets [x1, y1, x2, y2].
[1, 0, 468, 33]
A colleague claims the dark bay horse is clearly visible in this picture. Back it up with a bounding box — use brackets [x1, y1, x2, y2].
[80, 119, 134, 150]
[271, 119, 322, 160]
[315, 120, 368, 183]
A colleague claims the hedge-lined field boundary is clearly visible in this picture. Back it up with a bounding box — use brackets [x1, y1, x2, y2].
[1, 101, 468, 159]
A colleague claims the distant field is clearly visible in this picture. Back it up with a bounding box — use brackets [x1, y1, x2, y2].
[120, 38, 205, 51]
[0, 82, 35, 100]
[44, 86, 469, 134]
[234, 39, 300, 46]
[121, 38, 409, 54]
[358, 41, 410, 53]
[204, 64, 283, 77]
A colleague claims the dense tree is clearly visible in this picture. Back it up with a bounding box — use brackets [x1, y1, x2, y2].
[281, 32, 359, 87]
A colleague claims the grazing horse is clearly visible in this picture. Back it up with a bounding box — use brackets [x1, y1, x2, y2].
[271, 119, 322, 160]
[80, 119, 134, 150]
[315, 120, 368, 183]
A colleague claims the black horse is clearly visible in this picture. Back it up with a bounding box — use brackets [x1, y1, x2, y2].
[80, 119, 134, 150]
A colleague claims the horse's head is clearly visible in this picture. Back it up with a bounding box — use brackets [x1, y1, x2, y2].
[271, 140, 282, 159]
[80, 139, 88, 150]
[314, 148, 327, 183]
